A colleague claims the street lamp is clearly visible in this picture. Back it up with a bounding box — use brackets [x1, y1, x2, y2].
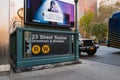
[74, 0, 79, 62]
[74, 0, 78, 31]
[74, 0, 78, 4]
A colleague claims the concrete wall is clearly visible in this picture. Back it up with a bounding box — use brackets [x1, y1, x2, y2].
[0, 0, 9, 65]
[0, 0, 10, 72]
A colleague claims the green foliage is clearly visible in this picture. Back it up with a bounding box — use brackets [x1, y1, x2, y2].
[95, 1, 120, 24]
[79, 1, 120, 39]
[79, 11, 94, 37]
[91, 23, 108, 40]
[91, 1, 120, 40]
[80, 11, 94, 27]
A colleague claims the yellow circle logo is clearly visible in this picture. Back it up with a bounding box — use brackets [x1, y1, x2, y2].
[42, 45, 50, 54]
[32, 45, 41, 55]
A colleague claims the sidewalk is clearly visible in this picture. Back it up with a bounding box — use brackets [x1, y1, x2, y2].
[1, 59, 120, 80]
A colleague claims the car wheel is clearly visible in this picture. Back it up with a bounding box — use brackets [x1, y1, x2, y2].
[87, 50, 96, 56]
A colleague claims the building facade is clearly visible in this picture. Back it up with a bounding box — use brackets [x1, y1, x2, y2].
[78, 0, 97, 18]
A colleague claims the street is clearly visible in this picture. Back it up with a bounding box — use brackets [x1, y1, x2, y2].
[80, 46, 120, 67]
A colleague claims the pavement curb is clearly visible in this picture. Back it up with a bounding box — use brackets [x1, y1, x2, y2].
[0, 64, 10, 72]
[10, 60, 82, 80]
[1, 59, 120, 80]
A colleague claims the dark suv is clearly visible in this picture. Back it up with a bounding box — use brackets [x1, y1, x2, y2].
[79, 37, 99, 56]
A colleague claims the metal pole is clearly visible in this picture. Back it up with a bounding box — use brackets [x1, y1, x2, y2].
[74, 0, 79, 62]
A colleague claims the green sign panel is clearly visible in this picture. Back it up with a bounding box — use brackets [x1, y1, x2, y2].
[31, 32, 71, 56]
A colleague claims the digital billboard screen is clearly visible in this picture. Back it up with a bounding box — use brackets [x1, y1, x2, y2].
[24, 0, 74, 28]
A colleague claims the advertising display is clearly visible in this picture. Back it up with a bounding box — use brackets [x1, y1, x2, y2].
[24, 0, 74, 28]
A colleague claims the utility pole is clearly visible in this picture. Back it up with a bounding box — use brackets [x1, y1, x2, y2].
[74, 0, 79, 62]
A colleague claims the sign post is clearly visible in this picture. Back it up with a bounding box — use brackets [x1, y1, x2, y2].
[74, 0, 79, 62]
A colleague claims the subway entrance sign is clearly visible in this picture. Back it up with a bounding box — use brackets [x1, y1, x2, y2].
[10, 0, 79, 72]
[10, 27, 78, 72]
[31, 32, 71, 56]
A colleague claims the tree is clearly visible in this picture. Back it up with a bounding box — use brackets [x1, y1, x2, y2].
[92, 1, 120, 25]
[79, 11, 94, 38]
[79, 2, 120, 39]
[90, 2, 120, 40]
[91, 23, 108, 42]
